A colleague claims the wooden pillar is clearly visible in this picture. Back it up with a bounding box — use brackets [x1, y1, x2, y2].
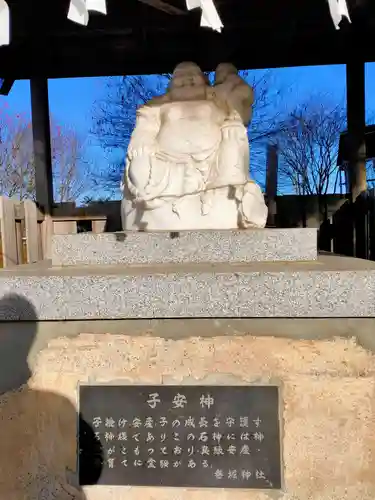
[346, 60, 367, 200]
[265, 144, 278, 226]
[30, 78, 53, 215]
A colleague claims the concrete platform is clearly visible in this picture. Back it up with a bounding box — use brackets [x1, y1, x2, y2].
[0, 253, 374, 320]
[51, 228, 317, 266]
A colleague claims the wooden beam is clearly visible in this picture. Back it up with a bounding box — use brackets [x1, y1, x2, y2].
[0, 196, 18, 267]
[24, 199, 40, 263]
[0, 28, 374, 79]
[0, 78, 14, 95]
[13, 202, 44, 222]
[346, 60, 367, 200]
[137, 0, 186, 15]
[30, 78, 54, 215]
[265, 144, 278, 227]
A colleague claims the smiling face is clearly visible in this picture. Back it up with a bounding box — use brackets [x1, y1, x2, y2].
[169, 62, 208, 100]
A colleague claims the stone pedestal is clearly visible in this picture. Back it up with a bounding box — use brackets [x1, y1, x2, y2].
[1, 228, 375, 499]
[1, 252, 375, 320]
[52, 228, 317, 266]
[1, 333, 374, 500]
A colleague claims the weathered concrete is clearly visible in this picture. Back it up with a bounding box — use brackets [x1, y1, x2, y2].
[0, 254, 374, 320]
[2, 318, 375, 378]
[1, 333, 375, 499]
[51, 229, 318, 266]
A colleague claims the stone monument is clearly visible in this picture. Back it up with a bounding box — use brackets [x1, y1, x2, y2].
[121, 62, 268, 231]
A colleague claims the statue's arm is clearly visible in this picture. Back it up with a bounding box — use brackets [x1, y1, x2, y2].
[128, 105, 160, 158]
[224, 80, 254, 126]
[219, 79, 254, 128]
[238, 83, 254, 126]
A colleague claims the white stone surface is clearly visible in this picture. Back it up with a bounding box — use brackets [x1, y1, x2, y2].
[1, 255, 375, 320]
[121, 62, 267, 231]
[212, 63, 254, 126]
[51, 228, 318, 266]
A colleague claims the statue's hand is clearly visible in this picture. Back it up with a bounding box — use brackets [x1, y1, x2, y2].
[128, 146, 154, 160]
[126, 151, 153, 198]
[221, 122, 246, 141]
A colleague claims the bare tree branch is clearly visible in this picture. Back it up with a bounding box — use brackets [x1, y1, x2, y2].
[277, 97, 346, 197]
[0, 105, 91, 202]
[91, 74, 170, 193]
[91, 70, 286, 193]
[51, 121, 93, 203]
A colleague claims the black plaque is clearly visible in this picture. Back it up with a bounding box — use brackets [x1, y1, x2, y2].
[78, 385, 281, 489]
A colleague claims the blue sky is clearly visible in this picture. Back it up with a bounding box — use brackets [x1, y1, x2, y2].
[2, 63, 375, 199]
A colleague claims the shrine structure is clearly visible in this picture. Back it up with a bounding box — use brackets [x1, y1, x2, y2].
[0, 3, 375, 500]
[0, 0, 373, 213]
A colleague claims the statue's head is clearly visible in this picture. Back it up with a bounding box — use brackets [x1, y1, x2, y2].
[215, 63, 238, 84]
[169, 62, 208, 91]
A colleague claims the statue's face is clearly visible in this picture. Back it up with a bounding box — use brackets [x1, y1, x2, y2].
[170, 63, 207, 91]
[215, 63, 237, 85]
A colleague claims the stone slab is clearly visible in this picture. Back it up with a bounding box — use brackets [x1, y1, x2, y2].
[0, 254, 375, 320]
[2, 334, 374, 499]
[51, 228, 317, 266]
[79, 384, 281, 488]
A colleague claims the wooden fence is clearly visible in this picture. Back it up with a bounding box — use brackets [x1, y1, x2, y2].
[2, 193, 374, 268]
[0, 196, 44, 268]
[0, 198, 113, 268]
[324, 189, 375, 260]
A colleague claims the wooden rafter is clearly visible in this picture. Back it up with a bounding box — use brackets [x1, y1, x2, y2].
[137, 0, 186, 15]
[0, 78, 14, 95]
[0, 0, 374, 79]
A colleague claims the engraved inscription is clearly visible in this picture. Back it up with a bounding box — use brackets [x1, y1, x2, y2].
[79, 385, 281, 489]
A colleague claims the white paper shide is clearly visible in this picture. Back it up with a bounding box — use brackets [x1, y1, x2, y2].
[66, 0, 222, 30]
[67, 0, 107, 26]
[185, 0, 223, 32]
[327, 0, 351, 29]
[0, 0, 9, 47]
[0, 0, 355, 47]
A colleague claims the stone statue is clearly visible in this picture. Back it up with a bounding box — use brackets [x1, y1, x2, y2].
[212, 62, 254, 126]
[121, 61, 268, 231]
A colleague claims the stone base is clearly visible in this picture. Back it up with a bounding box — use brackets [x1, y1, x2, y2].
[1, 254, 375, 320]
[52, 228, 317, 266]
[1, 333, 374, 499]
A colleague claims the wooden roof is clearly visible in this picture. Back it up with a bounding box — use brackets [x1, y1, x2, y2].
[1, 0, 374, 79]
